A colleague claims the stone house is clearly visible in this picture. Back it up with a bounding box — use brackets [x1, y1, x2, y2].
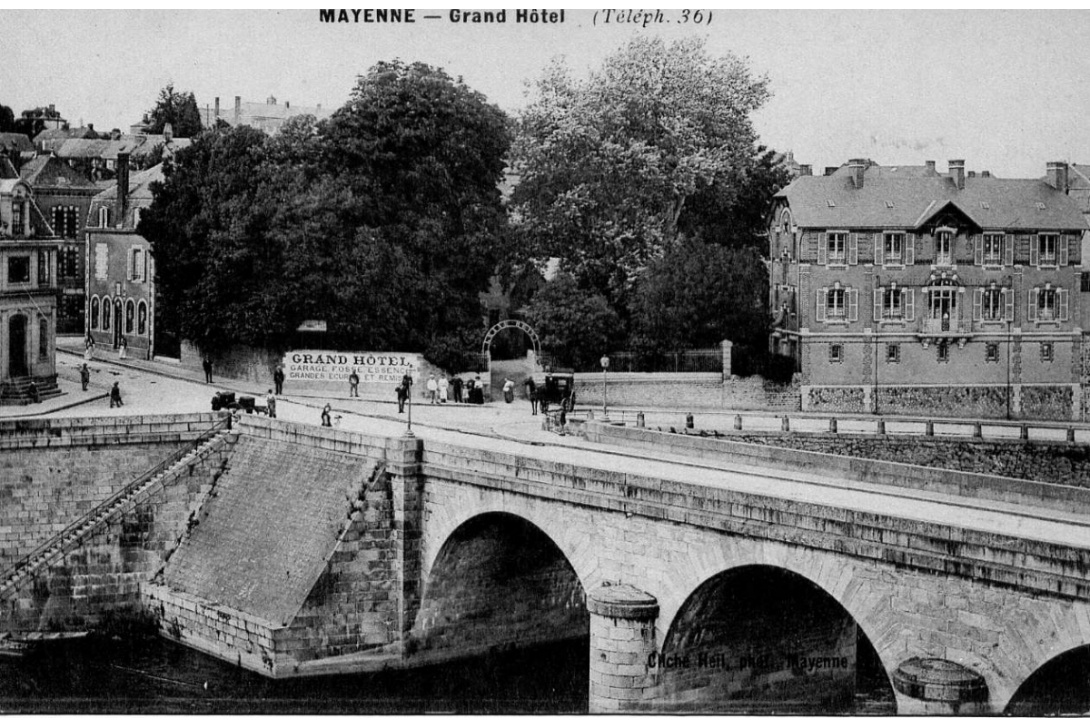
[85, 156, 161, 360]
[769, 159, 1087, 421]
[0, 174, 61, 403]
[199, 95, 332, 135]
[19, 154, 100, 334]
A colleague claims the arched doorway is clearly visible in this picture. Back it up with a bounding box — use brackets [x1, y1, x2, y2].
[481, 320, 542, 402]
[1005, 645, 1090, 715]
[414, 512, 588, 709]
[659, 565, 895, 714]
[8, 314, 28, 378]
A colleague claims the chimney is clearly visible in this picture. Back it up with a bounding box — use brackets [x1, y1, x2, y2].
[949, 160, 965, 190]
[164, 122, 173, 142]
[214, 96, 220, 121]
[925, 160, 936, 175]
[798, 164, 812, 177]
[1047, 161, 1069, 192]
[848, 158, 867, 189]
[825, 166, 838, 177]
[234, 96, 241, 125]
[115, 151, 130, 227]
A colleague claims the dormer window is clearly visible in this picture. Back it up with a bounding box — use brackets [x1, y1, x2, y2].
[11, 201, 24, 236]
[935, 228, 953, 266]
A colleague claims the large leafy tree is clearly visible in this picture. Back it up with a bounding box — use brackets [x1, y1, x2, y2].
[521, 273, 620, 371]
[141, 62, 511, 371]
[147, 83, 202, 137]
[510, 37, 771, 311]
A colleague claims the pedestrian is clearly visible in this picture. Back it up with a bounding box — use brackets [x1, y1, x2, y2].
[427, 374, 438, 404]
[118, 334, 127, 360]
[273, 364, 285, 395]
[438, 375, 449, 404]
[452, 376, 463, 404]
[202, 356, 213, 384]
[266, 389, 277, 418]
[396, 382, 407, 413]
[109, 380, 123, 408]
[27, 381, 40, 405]
[79, 363, 90, 392]
[525, 376, 538, 415]
[349, 369, 360, 397]
[321, 404, 332, 427]
[473, 376, 484, 404]
[84, 333, 95, 361]
[503, 377, 515, 404]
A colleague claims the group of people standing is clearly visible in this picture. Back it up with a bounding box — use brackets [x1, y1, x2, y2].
[423, 374, 484, 405]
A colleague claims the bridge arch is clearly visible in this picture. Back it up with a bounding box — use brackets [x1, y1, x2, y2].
[1005, 643, 1090, 715]
[413, 511, 588, 660]
[657, 563, 896, 713]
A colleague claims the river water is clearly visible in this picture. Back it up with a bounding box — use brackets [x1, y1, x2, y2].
[0, 636, 589, 714]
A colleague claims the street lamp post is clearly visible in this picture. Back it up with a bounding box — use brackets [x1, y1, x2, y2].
[600, 355, 610, 422]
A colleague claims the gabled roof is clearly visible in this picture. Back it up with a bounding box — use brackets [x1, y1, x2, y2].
[775, 162, 1087, 231]
[57, 135, 192, 161]
[0, 133, 34, 154]
[19, 154, 96, 189]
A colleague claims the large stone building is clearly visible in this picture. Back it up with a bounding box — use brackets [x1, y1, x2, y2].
[19, 153, 100, 334]
[85, 156, 161, 360]
[769, 159, 1087, 421]
[199, 95, 332, 134]
[0, 173, 61, 403]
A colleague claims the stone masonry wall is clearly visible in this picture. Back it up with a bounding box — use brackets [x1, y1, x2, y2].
[575, 373, 800, 411]
[1, 431, 234, 632]
[711, 433, 1090, 489]
[0, 413, 223, 571]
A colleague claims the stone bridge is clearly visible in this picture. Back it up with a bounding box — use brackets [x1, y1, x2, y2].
[3, 413, 1090, 714]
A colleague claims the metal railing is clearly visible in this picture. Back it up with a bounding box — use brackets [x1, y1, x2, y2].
[0, 415, 232, 594]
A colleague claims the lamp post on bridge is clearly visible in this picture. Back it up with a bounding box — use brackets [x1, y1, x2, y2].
[600, 355, 610, 422]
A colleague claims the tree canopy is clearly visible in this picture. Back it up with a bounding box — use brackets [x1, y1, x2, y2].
[140, 62, 511, 371]
[510, 36, 771, 310]
[146, 83, 202, 137]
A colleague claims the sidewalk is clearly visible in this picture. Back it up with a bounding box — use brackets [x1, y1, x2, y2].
[0, 373, 106, 419]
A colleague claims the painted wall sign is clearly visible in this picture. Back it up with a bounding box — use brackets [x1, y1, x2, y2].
[283, 350, 421, 384]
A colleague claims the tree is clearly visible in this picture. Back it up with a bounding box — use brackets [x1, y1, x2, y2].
[0, 104, 14, 133]
[521, 273, 621, 370]
[146, 83, 202, 138]
[141, 62, 512, 372]
[510, 37, 771, 311]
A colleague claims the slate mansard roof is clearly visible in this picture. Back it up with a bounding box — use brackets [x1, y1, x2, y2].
[775, 162, 1088, 232]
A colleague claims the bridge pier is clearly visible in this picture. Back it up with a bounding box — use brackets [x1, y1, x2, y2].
[892, 657, 990, 715]
[587, 583, 660, 713]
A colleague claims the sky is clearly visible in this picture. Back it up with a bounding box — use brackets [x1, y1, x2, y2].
[3, 8, 1090, 179]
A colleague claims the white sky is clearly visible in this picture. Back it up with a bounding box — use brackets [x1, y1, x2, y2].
[3, 8, 1090, 179]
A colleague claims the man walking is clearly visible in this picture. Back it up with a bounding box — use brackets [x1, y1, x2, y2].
[349, 369, 360, 397]
[109, 381, 124, 408]
[202, 356, 214, 384]
[426, 375, 438, 404]
[273, 364, 285, 395]
[525, 376, 538, 415]
[79, 363, 90, 392]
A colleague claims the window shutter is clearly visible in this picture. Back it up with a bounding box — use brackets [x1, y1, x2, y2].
[1060, 234, 1070, 266]
[1059, 288, 1069, 321]
[816, 288, 826, 322]
[905, 289, 916, 321]
[818, 234, 828, 266]
[1030, 236, 1039, 266]
[1003, 235, 1013, 267]
[849, 234, 859, 265]
[848, 288, 859, 321]
[1028, 288, 1038, 322]
[1003, 290, 1014, 321]
[956, 289, 965, 324]
[874, 233, 884, 265]
[974, 236, 984, 266]
[905, 233, 915, 264]
[973, 288, 983, 321]
[873, 288, 883, 321]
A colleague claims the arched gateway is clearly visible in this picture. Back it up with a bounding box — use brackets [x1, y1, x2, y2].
[481, 319, 541, 358]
